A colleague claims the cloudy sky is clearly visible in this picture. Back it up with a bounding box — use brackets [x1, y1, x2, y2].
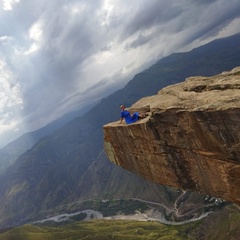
[0, 0, 240, 147]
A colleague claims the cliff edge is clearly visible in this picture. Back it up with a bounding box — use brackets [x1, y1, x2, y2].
[104, 67, 240, 205]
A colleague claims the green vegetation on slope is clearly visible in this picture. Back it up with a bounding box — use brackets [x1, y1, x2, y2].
[0, 220, 197, 240]
[189, 205, 240, 240]
[1, 205, 240, 240]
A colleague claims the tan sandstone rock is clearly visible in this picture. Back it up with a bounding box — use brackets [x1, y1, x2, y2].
[104, 67, 240, 204]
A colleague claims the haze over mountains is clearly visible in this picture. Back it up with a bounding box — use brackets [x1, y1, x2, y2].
[0, 33, 240, 228]
[0, 103, 94, 175]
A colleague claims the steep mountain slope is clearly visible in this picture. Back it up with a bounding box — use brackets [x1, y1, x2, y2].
[0, 104, 93, 175]
[0, 33, 240, 228]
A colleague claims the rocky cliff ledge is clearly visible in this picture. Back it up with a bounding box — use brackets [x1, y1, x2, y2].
[104, 67, 240, 205]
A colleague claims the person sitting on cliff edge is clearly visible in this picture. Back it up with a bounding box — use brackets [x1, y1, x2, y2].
[119, 104, 148, 124]
[119, 105, 139, 124]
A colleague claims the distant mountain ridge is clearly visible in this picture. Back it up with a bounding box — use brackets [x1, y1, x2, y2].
[0, 103, 95, 175]
[0, 33, 240, 228]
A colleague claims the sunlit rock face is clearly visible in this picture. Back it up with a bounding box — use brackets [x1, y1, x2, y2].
[104, 67, 240, 205]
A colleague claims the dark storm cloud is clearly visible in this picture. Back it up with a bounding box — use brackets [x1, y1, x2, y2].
[177, 0, 240, 47]
[126, 32, 153, 49]
[122, 0, 240, 51]
[120, 0, 183, 42]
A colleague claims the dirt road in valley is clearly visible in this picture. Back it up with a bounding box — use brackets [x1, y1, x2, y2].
[35, 195, 214, 225]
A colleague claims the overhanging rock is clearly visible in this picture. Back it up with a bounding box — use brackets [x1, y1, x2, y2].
[103, 67, 240, 205]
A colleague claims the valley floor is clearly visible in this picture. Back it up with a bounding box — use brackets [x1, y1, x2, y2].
[34, 197, 213, 226]
[104, 208, 210, 225]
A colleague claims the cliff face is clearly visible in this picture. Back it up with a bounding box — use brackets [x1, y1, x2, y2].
[104, 67, 240, 205]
